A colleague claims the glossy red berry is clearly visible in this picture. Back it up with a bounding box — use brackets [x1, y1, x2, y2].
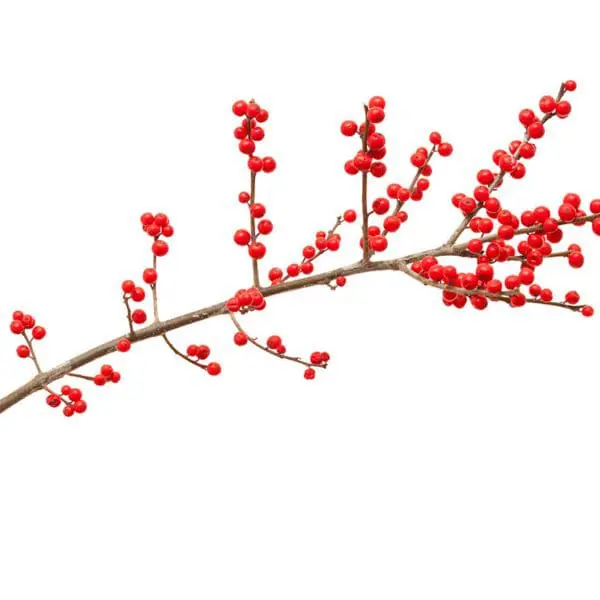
[131, 309, 147, 324]
[341, 120, 358, 136]
[46, 394, 61, 408]
[304, 367, 316, 380]
[232, 100, 247, 116]
[527, 121, 545, 139]
[152, 240, 169, 257]
[248, 242, 266, 259]
[582, 306, 594, 317]
[234, 229, 251, 246]
[32, 326, 46, 340]
[262, 157, 276, 173]
[17, 345, 30, 358]
[116, 338, 131, 352]
[539, 95, 556, 113]
[267, 335, 281, 350]
[143, 268, 158, 284]
[368, 96, 386, 109]
[438, 143, 453, 157]
[10, 320, 24, 334]
[234, 332, 248, 346]
[366, 107, 385, 123]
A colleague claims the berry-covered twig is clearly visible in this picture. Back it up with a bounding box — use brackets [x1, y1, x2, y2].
[2, 79, 598, 418]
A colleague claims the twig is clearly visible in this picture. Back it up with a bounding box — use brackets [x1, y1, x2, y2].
[445, 83, 567, 246]
[229, 313, 325, 369]
[361, 105, 370, 262]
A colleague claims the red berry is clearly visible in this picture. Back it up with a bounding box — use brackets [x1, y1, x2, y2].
[239, 139, 255, 154]
[268, 267, 283, 282]
[250, 127, 264, 141]
[267, 335, 281, 350]
[304, 367, 316, 380]
[519, 109, 536, 126]
[370, 235, 388, 252]
[556, 100, 571, 117]
[234, 332, 248, 346]
[258, 220, 273, 235]
[568, 251, 584, 268]
[10, 320, 24, 334]
[250, 203, 266, 218]
[372, 197, 390, 215]
[152, 240, 169, 257]
[263, 157, 277, 173]
[582, 306, 594, 317]
[368, 96, 386, 109]
[94, 374, 106, 386]
[341, 120, 358, 136]
[336, 276, 346, 287]
[32, 326, 46, 340]
[68, 388, 82, 402]
[246, 102, 260, 118]
[592, 218, 600, 236]
[539, 95, 556, 113]
[232, 100, 247, 116]
[74, 400, 87, 414]
[366, 107, 385, 123]
[438, 143, 453, 157]
[234, 229, 251, 246]
[248, 242, 266, 259]
[564, 80, 577, 92]
[122, 280, 135, 294]
[116, 338, 131, 352]
[46, 394, 61, 408]
[527, 121, 545, 139]
[143, 268, 158, 284]
[383, 216, 401, 232]
[197, 345, 210, 360]
[344, 160, 359, 175]
[248, 156, 263, 172]
[17, 345, 30, 358]
[131, 309, 147, 324]
[565, 291, 580, 305]
[429, 131, 442, 145]
[131, 287, 145, 302]
[63, 405, 75, 417]
[287, 264, 300, 277]
[101, 364, 114, 377]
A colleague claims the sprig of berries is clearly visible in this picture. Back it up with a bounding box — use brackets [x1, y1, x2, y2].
[232, 99, 276, 288]
[230, 313, 329, 379]
[4, 79, 600, 418]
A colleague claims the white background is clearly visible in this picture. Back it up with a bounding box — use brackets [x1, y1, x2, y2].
[1, 1, 599, 598]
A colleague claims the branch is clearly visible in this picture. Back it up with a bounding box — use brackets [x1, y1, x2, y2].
[229, 313, 326, 370]
[445, 82, 567, 246]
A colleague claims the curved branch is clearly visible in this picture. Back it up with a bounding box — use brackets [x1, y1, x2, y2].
[229, 313, 325, 370]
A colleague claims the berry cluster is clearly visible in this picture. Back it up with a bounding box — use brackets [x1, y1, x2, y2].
[229, 312, 330, 379]
[10, 311, 46, 358]
[225, 287, 266, 313]
[121, 279, 147, 325]
[232, 100, 276, 283]
[267, 213, 354, 285]
[91, 364, 121, 386]
[404, 82, 596, 315]
[47, 385, 87, 417]
[185, 344, 221, 376]
[5, 79, 600, 418]
[342, 96, 388, 178]
[140, 212, 173, 257]
[232, 99, 276, 174]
